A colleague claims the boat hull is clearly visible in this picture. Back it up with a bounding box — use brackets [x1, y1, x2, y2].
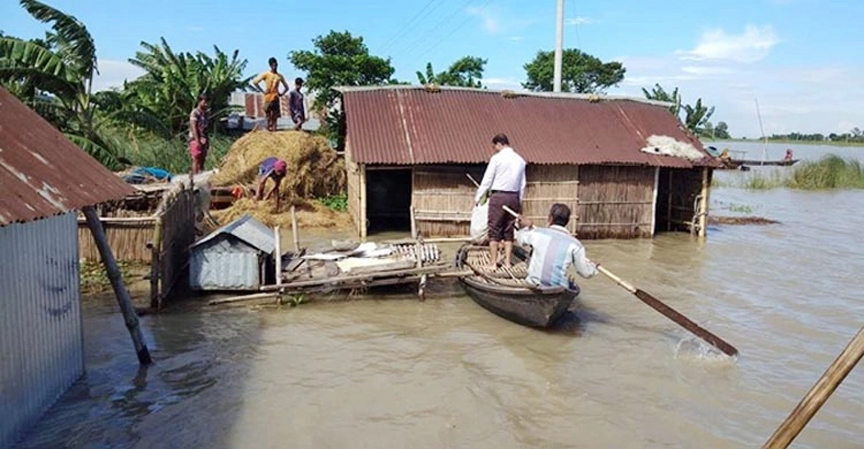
[459, 276, 578, 328]
[733, 159, 799, 166]
[455, 244, 580, 328]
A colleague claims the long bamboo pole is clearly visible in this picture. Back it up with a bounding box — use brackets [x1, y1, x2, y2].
[763, 325, 864, 448]
[274, 225, 282, 286]
[83, 206, 152, 365]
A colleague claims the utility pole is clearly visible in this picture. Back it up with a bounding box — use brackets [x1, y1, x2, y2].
[553, 0, 564, 92]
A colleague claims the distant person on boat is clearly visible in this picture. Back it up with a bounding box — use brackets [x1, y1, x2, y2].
[255, 157, 288, 211]
[515, 203, 597, 289]
[785, 149, 794, 161]
[252, 57, 290, 132]
[474, 133, 527, 270]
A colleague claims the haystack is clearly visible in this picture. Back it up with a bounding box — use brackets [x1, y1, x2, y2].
[212, 130, 345, 199]
[210, 198, 352, 229]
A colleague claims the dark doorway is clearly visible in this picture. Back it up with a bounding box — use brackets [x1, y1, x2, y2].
[366, 169, 412, 234]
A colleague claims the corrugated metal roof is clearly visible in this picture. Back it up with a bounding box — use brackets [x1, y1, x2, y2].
[0, 88, 135, 225]
[192, 214, 275, 254]
[339, 86, 721, 168]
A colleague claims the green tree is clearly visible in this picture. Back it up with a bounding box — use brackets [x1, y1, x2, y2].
[641, 83, 681, 117]
[416, 56, 486, 88]
[683, 98, 715, 137]
[0, 0, 125, 167]
[121, 38, 250, 137]
[290, 31, 395, 151]
[715, 121, 730, 139]
[522, 48, 625, 93]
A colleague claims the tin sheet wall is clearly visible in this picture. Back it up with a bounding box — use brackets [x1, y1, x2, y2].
[0, 213, 84, 448]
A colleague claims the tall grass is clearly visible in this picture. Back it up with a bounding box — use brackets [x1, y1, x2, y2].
[785, 155, 864, 189]
[714, 154, 864, 190]
[108, 127, 236, 175]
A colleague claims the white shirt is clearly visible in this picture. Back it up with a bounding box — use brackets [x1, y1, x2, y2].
[474, 146, 527, 203]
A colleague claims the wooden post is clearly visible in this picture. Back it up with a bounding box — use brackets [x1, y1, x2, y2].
[763, 325, 864, 449]
[148, 216, 163, 309]
[698, 167, 709, 238]
[410, 206, 417, 240]
[83, 206, 152, 365]
[666, 170, 673, 232]
[359, 164, 367, 240]
[290, 205, 300, 253]
[274, 225, 282, 286]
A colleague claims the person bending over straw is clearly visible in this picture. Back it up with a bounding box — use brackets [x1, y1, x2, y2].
[255, 157, 288, 211]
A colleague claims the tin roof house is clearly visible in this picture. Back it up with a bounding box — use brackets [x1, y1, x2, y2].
[337, 85, 721, 240]
[0, 88, 134, 447]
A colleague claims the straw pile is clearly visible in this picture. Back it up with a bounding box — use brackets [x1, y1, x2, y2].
[211, 130, 345, 199]
[211, 198, 352, 229]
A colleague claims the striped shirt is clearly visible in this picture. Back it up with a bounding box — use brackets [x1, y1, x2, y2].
[516, 225, 597, 288]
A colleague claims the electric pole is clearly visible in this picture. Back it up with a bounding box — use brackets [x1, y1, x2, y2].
[553, 0, 564, 92]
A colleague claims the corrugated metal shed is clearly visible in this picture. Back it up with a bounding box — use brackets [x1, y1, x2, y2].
[0, 213, 83, 448]
[0, 88, 135, 225]
[189, 215, 275, 290]
[191, 214, 275, 254]
[338, 86, 721, 168]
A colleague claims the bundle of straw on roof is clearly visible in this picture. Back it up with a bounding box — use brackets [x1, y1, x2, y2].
[210, 198, 352, 229]
[211, 130, 345, 200]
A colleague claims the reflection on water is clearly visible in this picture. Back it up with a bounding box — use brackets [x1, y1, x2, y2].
[15, 143, 864, 448]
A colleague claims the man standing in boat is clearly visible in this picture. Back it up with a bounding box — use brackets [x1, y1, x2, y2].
[515, 203, 597, 288]
[474, 133, 526, 270]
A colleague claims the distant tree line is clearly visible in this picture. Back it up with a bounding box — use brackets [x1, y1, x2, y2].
[764, 128, 864, 143]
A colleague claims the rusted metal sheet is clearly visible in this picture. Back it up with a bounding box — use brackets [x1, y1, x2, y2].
[340, 86, 721, 168]
[0, 88, 135, 225]
[0, 213, 84, 447]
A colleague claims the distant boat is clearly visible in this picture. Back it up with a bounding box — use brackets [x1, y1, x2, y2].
[732, 158, 800, 167]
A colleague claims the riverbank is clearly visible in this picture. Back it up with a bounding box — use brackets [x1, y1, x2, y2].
[705, 138, 864, 148]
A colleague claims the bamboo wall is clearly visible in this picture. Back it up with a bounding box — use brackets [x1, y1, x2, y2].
[157, 188, 197, 302]
[412, 165, 485, 237]
[576, 165, 656, 239]
[345, 142, 364, 237]
[523, 165, 580, 234]
[78, 221, 155, 261]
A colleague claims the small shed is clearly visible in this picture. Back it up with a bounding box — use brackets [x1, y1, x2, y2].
[0, 88, 134, 447]
[189, 214, 276, 291]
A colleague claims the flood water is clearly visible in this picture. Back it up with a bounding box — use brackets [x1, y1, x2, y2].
[15, 143, 864, 448]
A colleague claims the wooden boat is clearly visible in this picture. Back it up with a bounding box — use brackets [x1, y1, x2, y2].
[454, 245, 580, 328]
[732, 158, 800, 167]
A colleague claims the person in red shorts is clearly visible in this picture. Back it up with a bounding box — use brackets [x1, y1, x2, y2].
[188, 93, 210, 183]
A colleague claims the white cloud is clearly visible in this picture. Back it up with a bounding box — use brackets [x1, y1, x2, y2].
[681, 66, 734, 75]
[508, 36, 524, 41]
[92, 60, 145, 92]
[466, 6, 500, 34]
[566, 16, 593, 25]
[677, 25, 779, 63]
[483, 77, 523, 90]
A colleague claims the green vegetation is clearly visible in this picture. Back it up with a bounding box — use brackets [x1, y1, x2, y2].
[727, 203, 754, 213]
[319, 194, 348, 212]
[642, 83, 725, 138]
[416, 56, 487, 88]
[522, 48, 625, 94]
[713, 155, 864, 190]
[785, 155, 864, 189]
[79, 259, 145, 294]
[290, 31, 396, 152]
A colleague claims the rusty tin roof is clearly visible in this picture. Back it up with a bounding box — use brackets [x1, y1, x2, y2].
[0, 88, 135, 225]
[339, 86, 721, 168]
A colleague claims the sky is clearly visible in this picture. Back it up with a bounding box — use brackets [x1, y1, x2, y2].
[2, 0, 862, 138]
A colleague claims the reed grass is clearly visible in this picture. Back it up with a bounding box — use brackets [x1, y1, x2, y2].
[713, 154, 864, 190]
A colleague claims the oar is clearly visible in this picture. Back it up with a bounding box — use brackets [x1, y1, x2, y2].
[501, 205, 738, 357]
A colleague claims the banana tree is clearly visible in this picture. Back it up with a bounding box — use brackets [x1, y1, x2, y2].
[0, 0, 126, 168]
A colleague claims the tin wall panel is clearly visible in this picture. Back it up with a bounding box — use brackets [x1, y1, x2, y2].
[0, 213, 83, 447]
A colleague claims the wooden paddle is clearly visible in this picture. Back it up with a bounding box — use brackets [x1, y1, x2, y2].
[501, 205, 739, 357]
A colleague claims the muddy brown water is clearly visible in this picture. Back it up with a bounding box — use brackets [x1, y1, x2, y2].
[15, 143, 864, 448]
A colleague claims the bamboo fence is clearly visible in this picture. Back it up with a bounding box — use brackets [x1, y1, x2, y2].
[576, 165, 656, 239]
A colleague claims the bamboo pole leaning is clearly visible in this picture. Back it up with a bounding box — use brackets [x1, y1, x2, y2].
[83, 206, 152, 365]
[763, 325, 864, 449]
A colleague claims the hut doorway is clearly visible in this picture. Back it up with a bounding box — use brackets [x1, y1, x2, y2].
[366, 168, 412, 234]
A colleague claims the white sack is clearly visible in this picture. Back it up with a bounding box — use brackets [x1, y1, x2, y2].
[470, 202, 489, 242]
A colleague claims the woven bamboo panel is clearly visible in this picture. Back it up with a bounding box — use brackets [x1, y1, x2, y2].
[576, 165, 655, 239]
[78, 223, 154, 262]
